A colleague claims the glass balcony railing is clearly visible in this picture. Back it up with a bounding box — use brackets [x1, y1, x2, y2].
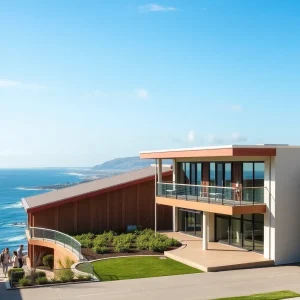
[157, 182, 266, 206]
[28, 227, 83, 260]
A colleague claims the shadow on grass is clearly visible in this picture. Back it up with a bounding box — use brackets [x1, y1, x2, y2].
[94, 270, 119, 281]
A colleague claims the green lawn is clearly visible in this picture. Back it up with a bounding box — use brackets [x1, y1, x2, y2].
[213, 290, 300, 300]
[91, 256, 202, 281]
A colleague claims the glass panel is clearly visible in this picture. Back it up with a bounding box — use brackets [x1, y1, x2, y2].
[197, 163, 202, 185]
[216, 216, 229, 244]
[225, 163, 232, 199]
[216, 163, 223, 187]
[231, 218, 241, 247]
[254, 217, 264, 253]
[185, 163, 190, 184]
[178, 210, 186, 232]
[186, 212, 195, 235]
[190, 163, 197, 195]
[177, 163, 186, 184]
[209, 163, 215, 186]
[243, 220, 253, 250]
[243, 163, 254, 202]
[254, 163, 264, 203]
[195, 213, 202, 237]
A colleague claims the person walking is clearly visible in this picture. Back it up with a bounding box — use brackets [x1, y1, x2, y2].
[11, 251, 18, 268]
[1, 248, 11, 277]
[17, 244, 24, 268]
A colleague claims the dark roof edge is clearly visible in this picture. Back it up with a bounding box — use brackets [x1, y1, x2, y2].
[26, 170, 172, 213]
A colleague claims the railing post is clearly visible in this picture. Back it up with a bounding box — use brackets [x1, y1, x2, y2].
[185, 185, 187, 201]
[43, 229, 44, 241]
[175, 184, 178, 199]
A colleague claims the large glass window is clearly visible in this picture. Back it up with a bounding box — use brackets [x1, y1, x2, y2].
[178, 209, 203, 237]
[177, 162, 202, 185]
[210, 163, 216, 186]
[215, 213, 264, 253]
[242, 162, 264, 203]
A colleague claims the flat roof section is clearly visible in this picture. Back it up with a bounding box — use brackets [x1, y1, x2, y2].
[22, 166, 172, 212]
[139, 144, 285, 159]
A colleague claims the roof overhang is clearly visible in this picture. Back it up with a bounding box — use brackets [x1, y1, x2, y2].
[140, 145, 277, 159]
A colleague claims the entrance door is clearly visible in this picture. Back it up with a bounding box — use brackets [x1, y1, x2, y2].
[216, 215, 229, 244]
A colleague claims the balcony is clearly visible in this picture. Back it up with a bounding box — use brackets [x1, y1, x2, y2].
[156, 183, 267, 215]
[26, 226, 84, 261]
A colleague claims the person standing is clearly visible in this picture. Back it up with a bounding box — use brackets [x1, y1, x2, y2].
[2, 248, 11, 277]
[17, 245, 24, 268]
[11, 251, 18, 268]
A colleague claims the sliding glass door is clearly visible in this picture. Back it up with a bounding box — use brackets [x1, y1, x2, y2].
[178, 209, 203, 238]
[215, 213, 264, 253]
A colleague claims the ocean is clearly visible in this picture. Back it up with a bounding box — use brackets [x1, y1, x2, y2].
[0, 168, 115, 252]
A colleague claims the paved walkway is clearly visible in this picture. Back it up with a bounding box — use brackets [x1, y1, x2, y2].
[2, 265, 300, 300]
[164, 232, 273, 271]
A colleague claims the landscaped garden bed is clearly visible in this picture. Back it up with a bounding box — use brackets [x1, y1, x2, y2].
[77, 256, 201, 281]
[73, 229, 182, 260]
[9, 256, 94, 288]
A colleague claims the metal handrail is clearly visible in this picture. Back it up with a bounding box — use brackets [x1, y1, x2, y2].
[156, 182, 266, 206]
[28, 226, 83, 260]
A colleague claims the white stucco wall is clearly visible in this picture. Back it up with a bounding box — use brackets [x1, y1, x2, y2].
[273, 148, 300, 264]
[264, 157, 276, 261]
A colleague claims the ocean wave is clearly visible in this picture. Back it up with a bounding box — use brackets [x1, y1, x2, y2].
[0, 234, 26, 243]
[2, 202, 23, 209]
[64, 172, 85, 177]
[15, 187, 53, 191]
[7, 235, 26, 242]
[2, 222, 27, 228]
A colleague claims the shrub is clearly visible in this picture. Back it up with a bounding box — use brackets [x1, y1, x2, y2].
[93, 245, 110, 254]
[167, 238, 181, 247]
[27, 271, 47, 281]
[57, 256, 75, 269]
[115, 242, 131, 253]
[35, 276, 48, 285]
[84, 274, 92, 281]
[43, 254, 54, 269]
[136, 235, 150, 250]
[18, 277, 32, 287]
[80, 239, 94, 248]
[8, 268, 25, 285]
[113, 233, 134, 246]
[140, 229, 155, 237]
[148, 239, 169, 252]
[76, 274, 85, 281]
[79, 233, 95, 240]
[93, 236, 108, 247]
[101, 231, 116, 243]
[8, 268, 25, 279]
[55, 269, 74, 282]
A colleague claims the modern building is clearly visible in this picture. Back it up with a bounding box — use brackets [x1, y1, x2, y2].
[22, 166, 173, 267]
[140, 144, 300, 265]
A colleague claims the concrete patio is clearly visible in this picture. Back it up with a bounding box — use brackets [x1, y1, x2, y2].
[163, 232, 274, 272]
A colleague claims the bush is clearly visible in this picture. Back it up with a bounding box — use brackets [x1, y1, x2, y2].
[27, 271, 47, 281]
[8, 268, 25, 285]
[80, 239, 94, 248]
[136, 235, 150, 250]
[8, 268, 25, 279]
[167, 238, 181, 247]
[93, 245, 110, 254]
[115, 242, 131, 253]
[35, 276, 48, 285]
[113, 233, 134, 246]
[93, 236, 108, 247]
[18, 277, 32, 287]
[148, 239, 169, 252]
[43, 254, 54, 269]
[140, 229, 155, 237]
[101, 231, 116, 243]
[55, 269, 74, 282]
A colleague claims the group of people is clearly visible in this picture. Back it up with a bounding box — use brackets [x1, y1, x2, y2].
[0, 244, 24, 277]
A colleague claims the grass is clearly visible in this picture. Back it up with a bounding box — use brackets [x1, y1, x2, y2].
[92, 256, 202, 281]
[213, 290, 300, 300]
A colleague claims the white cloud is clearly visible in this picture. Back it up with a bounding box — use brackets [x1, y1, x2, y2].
[139, 4, 177, 13]
[0, 79, 47, 91]
[206, 132, 248, 145]
[188, 130, 195, 142]
[231, 104, 242, 112]
[135, 88, 149, 99]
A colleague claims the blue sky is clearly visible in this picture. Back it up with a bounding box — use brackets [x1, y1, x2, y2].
[1, 0, 300, 167]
